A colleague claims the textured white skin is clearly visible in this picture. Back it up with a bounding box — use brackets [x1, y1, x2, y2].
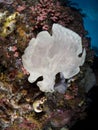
[22, 24, 86, 92]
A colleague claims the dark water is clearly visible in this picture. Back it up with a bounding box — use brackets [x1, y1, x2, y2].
[71, 0, 98, 56]
[68, 2, 98, 129]
[70, 55, 98, 130]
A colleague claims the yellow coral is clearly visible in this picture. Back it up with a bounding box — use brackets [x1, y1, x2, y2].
[0, 12, 20, 37]
[6, 12, 20, 22]
[1, 20, 16, 37]
[0, 11, 8, 22]
[17, 27, 26, 37]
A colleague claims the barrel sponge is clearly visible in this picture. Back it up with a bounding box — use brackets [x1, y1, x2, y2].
[22, 24, 86, 92]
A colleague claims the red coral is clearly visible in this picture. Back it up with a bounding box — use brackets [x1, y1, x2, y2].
[19, 119, 39, 130]
[29, 0, 74, 31]
[50, 110, 73, 127]
[16, 5, 26, 12]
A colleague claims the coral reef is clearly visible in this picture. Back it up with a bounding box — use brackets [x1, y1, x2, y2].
[0, 0, 13, 4]
[0, 12, 20, 37]
[0, 0, 95, 130]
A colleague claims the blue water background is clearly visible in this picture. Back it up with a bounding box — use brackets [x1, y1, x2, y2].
[70, 0, 98, 56]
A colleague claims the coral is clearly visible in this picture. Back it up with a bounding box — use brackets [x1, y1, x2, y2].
[79, 66, 96, 92]
[28, 0, 74, 32]
[0, 0, 94, 129]
[22, 24, 86, 92]
[50, 110, 73, 128]
[0, 0, 13, 4]
[0, 11, 8, 22]
[0, 12, 20, 37]
[5, 119, 41, 130]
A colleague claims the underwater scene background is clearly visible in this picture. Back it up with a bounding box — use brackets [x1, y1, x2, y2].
[71, 0, 98, 56]
[0, 0, 98, 130]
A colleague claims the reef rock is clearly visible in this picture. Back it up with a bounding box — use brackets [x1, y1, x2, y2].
[22, 24, 86, 92]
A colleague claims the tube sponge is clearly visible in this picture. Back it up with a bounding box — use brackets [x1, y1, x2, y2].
[22, 24, 86, 92]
